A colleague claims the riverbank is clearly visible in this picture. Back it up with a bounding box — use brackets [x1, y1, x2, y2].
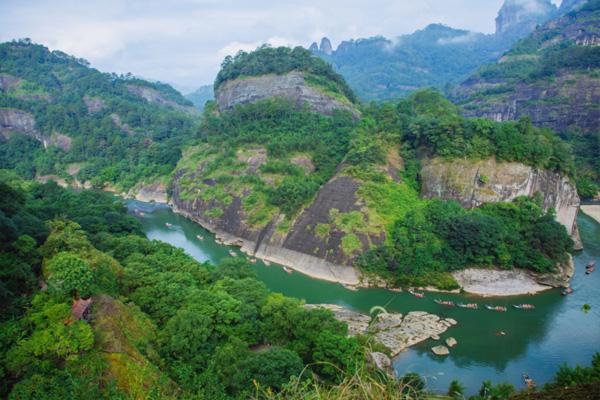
[581, 205, 600, 225]
[165, 202, 576, 296]
[172, 204, 362, 285]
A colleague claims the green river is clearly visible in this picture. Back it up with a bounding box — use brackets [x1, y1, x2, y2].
[128, 200, 600, 395]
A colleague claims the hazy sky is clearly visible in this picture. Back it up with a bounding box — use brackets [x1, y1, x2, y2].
[0, 0, 562, 93]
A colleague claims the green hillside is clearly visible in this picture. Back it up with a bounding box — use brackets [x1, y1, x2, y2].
[0, 40, 199, 190]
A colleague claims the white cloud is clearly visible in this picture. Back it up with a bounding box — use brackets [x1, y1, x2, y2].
[1, 0, 562, 91]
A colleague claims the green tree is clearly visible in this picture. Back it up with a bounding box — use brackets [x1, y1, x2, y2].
[46, 252, 94, 298]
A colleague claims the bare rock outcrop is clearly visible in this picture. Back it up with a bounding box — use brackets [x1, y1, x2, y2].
[304, 304, 457, 357]
[0, 108, 72, 151]
[127, 181, 168, 203]
[83, 95, 105, 114]
[126, 84, 196, 115]
[420, 157, 581, 249]
[215, 71, 359, 118]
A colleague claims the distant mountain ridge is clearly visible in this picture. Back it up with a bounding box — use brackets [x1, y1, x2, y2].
[307, 0, 578, 101]
[185, 84, 213, 111]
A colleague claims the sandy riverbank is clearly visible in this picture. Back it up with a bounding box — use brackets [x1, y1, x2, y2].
[452, 268, 552, 297]
[581, 205, 600, 225]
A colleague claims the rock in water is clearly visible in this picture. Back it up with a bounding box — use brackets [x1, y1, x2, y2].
[432, 345, 450, 356]
[446, 337, 458, 348]
[304, 305, 457, 357]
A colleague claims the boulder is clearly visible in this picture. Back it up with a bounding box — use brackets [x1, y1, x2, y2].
[446, 337, 458, 348]
[368, 352, 394, 377]
[432, 345, 450, 356]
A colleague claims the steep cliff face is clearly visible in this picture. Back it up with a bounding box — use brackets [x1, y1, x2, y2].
[0, 108, 72, 151]
[420, 157, 581, 248]
[171, 168, 366, 285]
[215, 71, 359, 118]
[456, 2, 600, 134]
[459, 72, 600, 133]
[495, 0, 556, 36]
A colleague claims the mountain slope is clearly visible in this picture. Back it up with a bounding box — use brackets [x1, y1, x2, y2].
[453, 0, 600, 194]
[173, 48, 578, 290]
[0, 40, 199, 191]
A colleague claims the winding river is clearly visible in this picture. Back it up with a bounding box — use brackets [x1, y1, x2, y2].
[128, 200, 600, 395]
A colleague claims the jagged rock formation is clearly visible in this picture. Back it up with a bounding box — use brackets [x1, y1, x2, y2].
[0, 108, 70, 150]
[319, 37, 333, 55]
[495, 0, 556, 36]
[420, 157, 582, 249]
[215, 71, 359, 118]
[304, 304, 457, 357]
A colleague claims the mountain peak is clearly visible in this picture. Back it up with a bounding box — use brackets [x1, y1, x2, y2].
[319, 37, 333, 55]
[495, 0, 556, 35]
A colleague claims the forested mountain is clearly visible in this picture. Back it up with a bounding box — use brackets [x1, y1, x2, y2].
[0, 40, 200, 191]
[173, 46, 578, 293]
[309, 0, 561, 101]
[454, 0, 600, 197]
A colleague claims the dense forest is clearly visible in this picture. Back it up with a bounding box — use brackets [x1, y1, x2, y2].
[214, 46, 357, 104]
[0, 40, 199, 190]
[0, 175, 597, 399]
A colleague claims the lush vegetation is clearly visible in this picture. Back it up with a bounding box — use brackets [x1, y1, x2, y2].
[215, 45, 357, 103]
[0, 177, 377, 399]
[334, 92, 574, 288]
[0, 40, 199, 190]
[176, 98, 355, 225]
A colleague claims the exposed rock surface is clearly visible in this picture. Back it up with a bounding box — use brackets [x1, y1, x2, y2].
[128, 181, 168, 203]
[110, 113, 136, 136]
[368, 352, 394, 377]
[319, 37, 334, 55]
[126, 84, 197, 114]
[432, 345, 450, 356]
[0, 108, 72, 151]
[215, 71, 359, 118]
[459, 72, 600, 134]
[420, 157, 581, 249]
[172, 168, 367, 284]
[83, 95, 105, 113]
[453, 268, 551, 296]
[458, 4, 600, 134]
[0, 73, 21, 91]
[304, 304, 456, 357]
[446, 337, 457, 348]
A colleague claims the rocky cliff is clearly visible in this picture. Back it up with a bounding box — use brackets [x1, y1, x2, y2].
[215, 71, 359, 118]
[0, 108, 71, 150]
[420, 157, 582, 248]
[126, 84, 197, 115]
[456, 2, 600, 134]
[171, 169, 364, 285]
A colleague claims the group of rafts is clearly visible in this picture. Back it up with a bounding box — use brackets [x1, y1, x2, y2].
[408, 259, 597, 309]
